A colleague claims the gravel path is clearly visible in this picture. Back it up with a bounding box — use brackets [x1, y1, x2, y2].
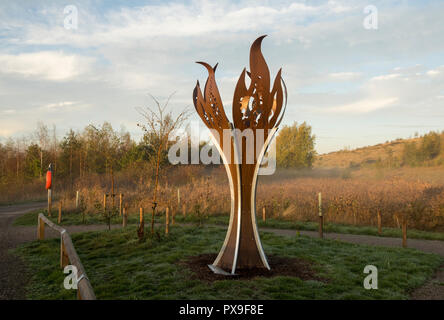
[1, 203, 443, 299]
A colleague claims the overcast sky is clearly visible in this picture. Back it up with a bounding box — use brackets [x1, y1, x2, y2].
[1, 0, 443, 154]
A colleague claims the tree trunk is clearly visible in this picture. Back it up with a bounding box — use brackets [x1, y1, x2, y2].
[151, 146, 163, 235]
[40, 150, 43, 180]
[70, 145, 73, 189]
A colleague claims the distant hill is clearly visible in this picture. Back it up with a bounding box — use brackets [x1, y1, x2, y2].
[315, 137, 421, 168]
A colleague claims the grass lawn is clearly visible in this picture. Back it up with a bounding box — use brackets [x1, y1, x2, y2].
[13, 208, 141, 226]
[14, 208, 444, 241]
[14, 224, 442, 299]
[176, 215, 444, 241]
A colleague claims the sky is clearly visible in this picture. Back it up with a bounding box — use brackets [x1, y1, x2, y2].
[0, 0, 443, 154]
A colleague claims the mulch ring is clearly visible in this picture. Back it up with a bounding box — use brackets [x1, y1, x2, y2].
[180, 253, 328, 283]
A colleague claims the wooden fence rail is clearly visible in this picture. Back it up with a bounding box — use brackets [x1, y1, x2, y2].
[37, 213, 96, 300]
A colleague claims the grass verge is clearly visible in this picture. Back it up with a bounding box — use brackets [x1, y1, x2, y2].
[14, 224, 442, 299]
[175, 215, 444, 241]
[14, 209, 444, 242]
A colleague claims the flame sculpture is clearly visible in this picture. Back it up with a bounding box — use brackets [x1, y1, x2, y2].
[193, 35, 287, 274]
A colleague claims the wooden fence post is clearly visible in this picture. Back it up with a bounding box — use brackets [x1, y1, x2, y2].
[60, 236, 69, 268]
[377, 210, 382, 236]
[58, 200, 62, 224]
[139, 207, 144, 224]
[318, 192, 323, 239]
[48, 189, 52, 217]
[37, 214, 96, 300]
[262, 206, 266, 222]
[103, 194, 107, 212]
[402, 218, 407, 248]
[122, 207, 127, 228]
[394, 214, 400, 229]
[177, 188, 180, 206]
[37, 216, 45, 240]
[119, 194, 123, 216]
[76, 190, 79, 209]
[137, 207, 145, 240]
[166, 207, 170, 235]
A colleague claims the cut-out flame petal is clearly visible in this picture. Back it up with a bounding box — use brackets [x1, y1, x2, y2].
[232, 35, 287, 130]
[193, 62, 230, 131]
[194, 35, 287, 133]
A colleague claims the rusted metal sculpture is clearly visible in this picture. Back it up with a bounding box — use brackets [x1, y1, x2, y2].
[193, 35, 287, 274]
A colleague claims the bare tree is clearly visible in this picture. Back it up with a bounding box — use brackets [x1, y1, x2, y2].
[137, 93, 190, 238]
[51, 124, 58, 175]
[35, 122, 49, 180]
[15, 138, 20, 179]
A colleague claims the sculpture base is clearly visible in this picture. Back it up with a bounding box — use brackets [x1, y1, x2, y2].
[208, 264, 237, 276]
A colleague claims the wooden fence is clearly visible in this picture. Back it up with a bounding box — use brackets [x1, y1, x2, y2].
[37, 213, 96, 300]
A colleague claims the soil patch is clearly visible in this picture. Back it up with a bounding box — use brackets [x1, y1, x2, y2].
[410, 263, 444, 300]
[180, 253, 327, 283]
[0, 202, 46, 299]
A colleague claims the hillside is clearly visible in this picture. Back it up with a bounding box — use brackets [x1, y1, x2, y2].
[315, 137, 421, 168]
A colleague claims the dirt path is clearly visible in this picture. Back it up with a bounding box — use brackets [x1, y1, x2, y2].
[410, 264, 444, 299]
[1, 203, 443, 299]
[0, 203, 115, 300]
[0, 202, 47, 299]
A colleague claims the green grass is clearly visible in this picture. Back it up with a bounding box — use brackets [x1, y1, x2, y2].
[264, 219, 444, 241]
[14, 224, 442, 300]
[14, 208, 444, 241]
[172, 215, 444, 241]
[13, 209, 141, 226]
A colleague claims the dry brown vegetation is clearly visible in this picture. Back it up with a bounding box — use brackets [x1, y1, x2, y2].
[255, 171, 444, 231]
[12, 165, 444, 233]
[315, 137, 420, 168]
[316, 130, 444, 169]
[3, 120, 443, 234]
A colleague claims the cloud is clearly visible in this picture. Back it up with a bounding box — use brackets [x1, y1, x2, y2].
[1, 0, 444, 154]
[329, 72, 362, 80]
[318, 62, 444, 115]
[41, 101, 78, 110]
[0, 51, 94, 81]
[427, 69, 441, 76]
[0, 109, 16, 115]
[370, 73, 402, 81]
[327, 97, 399, 113]
[327, 0, 353, 13]
[4, 1, 444, 67]
[9, 1, 356, 49]
[0, 119, 27, 137]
